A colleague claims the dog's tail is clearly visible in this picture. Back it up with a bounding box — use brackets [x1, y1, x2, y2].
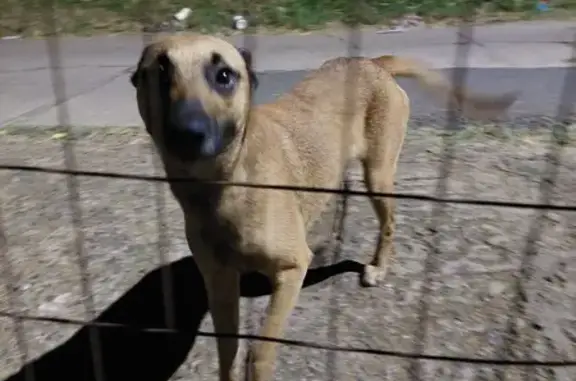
[371, 55, 518, 119]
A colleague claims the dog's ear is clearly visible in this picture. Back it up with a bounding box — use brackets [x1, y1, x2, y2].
[237, 47, 258, 90]
[130, 45, 152, 88]
[130, 69, 139, 88]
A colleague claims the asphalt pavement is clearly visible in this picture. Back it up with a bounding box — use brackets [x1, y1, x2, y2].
[1, 67, 573, 127]
[0, 20, 575, 127]
[256, 67, 573, 121]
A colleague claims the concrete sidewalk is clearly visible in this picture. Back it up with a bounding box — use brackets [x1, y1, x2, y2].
[0, 20, 574, 127]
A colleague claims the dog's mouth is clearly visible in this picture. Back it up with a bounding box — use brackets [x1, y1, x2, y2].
[163, 100, 237, 161]
[164, 119, 236, 161]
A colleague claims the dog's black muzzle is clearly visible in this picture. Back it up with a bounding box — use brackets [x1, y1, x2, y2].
[165, 99, 233, 159]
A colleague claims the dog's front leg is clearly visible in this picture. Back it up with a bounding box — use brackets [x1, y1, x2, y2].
[196, 256, 240, 381]
[249, 251, 310, 381]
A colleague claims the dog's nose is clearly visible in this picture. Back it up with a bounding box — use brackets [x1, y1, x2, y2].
[173, 99, 213, 137]
[168, 99, 222, 157]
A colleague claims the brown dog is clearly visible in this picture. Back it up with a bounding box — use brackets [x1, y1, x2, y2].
[130, 34, 516, 381]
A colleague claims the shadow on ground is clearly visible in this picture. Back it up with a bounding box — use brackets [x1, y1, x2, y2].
[3, 246, 363, 381]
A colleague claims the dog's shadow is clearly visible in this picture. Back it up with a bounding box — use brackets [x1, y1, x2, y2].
[3, 246, 363, 381]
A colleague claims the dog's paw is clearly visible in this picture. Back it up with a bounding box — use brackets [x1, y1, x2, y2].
[360, 264, 388, 287]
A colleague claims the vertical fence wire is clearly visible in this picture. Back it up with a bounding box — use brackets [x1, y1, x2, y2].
[152, 129, 176, 333]
[324, 13, 363, 380]
[0, 208, 35, 381]
[542, 32, 576, 381]
[0, 1, 36, 379]
[409, 10, 475, 381]
[146, 2, 177, 334]
[495, 30, 576, 381]
[42, 1, 105, 380]
[325, 178, 351, 381]
[130, 0, 178, 333]
[238, 8, 259, 381]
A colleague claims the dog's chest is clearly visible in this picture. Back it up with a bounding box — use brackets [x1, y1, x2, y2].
[172, 176, 340, 271]
[178, 185, 290, 270]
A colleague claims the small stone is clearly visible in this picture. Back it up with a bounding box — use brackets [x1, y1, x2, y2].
[531, 322, 543, 331]
[546, 213, 563, 223]
[38, 292, 71, 314]
[489, 281, 507, 296]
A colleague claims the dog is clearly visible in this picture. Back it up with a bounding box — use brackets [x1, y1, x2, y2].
[130, 34, 517, 381]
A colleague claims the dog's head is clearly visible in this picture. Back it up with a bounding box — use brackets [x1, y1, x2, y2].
[131, 35, 258, 161]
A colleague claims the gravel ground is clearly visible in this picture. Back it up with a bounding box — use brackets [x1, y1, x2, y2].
[0, 124, 575, 381]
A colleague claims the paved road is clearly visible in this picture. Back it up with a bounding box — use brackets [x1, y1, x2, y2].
[255, 67, 574, 122]
[1, 20, 574, 127]
[2, 66, 572, 127]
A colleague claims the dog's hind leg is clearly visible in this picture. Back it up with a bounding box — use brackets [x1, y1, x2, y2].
[360, 85, 409, 287]
[361, 158, 399, 287]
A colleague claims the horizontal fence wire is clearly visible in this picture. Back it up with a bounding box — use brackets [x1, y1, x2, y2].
[0, 165, 575, 212]
[0, 309, 575, 368]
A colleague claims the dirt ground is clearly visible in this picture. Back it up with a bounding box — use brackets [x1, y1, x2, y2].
[0, 125, 575, 381]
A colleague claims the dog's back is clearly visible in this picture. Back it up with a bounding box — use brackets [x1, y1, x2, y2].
[236, 58, 399, 227]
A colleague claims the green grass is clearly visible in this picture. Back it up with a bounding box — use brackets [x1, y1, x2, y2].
[1, 0, 576, 36]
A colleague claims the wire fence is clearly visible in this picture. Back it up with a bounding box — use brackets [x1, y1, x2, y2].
[0, 1, 576, 381]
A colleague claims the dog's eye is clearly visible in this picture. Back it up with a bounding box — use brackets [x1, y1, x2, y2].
[215, 68, 236, 89]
